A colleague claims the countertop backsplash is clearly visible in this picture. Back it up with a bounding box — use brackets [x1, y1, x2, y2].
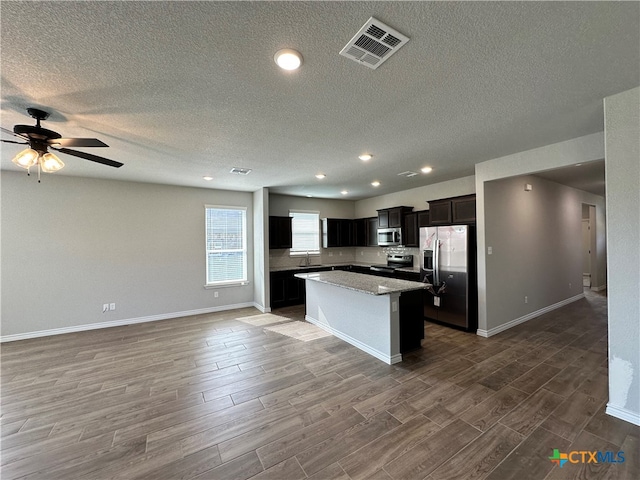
[269, 246, 420, 270]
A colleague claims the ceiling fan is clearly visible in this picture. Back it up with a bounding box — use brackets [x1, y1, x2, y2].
[1, 107, 123, 180]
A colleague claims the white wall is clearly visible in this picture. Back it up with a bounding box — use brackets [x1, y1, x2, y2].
[483, 174, 605, 333]
[253, 188, 269, 312]
[0, 172, 255, 339]
[604, 86, 640, 425]
[354, 176, 475, 218]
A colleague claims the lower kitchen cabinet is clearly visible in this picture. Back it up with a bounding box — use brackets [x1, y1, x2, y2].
[270, 271, 305, 308]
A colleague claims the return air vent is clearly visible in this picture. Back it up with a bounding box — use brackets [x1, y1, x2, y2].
[339, 17, 410, 70]
[229, 167, 252, 175]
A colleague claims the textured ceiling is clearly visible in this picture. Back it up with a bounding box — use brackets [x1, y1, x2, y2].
[1, 1, 638, 199]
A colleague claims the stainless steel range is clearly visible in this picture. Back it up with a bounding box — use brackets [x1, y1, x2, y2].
[370, 254, 413, 275]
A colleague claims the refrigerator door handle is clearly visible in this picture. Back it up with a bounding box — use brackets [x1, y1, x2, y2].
[434, 238, 440, 285]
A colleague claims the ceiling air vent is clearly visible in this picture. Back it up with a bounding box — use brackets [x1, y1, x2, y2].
[230, 167, 252, 175]
[397, 171, 418, 178]
[339, 17, 410, 70]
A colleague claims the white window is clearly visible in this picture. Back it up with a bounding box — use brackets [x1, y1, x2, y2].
[205, 206, 247, 286]
[289, 210, 320, 255]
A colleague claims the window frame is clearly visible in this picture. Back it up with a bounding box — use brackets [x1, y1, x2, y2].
[204, 205, 248, 287]
[289, 209, 321, 256]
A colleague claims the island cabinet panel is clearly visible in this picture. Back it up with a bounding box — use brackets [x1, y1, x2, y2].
[427, 195, 476, 225]
[269, 216, 292, 249]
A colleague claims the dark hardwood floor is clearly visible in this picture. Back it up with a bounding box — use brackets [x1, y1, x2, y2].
[1, 290, 638, 479]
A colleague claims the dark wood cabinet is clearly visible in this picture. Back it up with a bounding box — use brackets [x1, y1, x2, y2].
[269, 271, 306, 308]
[366, 217, 378, 246]
[377, 207, 412, 229]
[268, 216, 292, 249]
[417, 210, 430, 228]
[427, 195, 476, 225]
[352, 218, 367, 247]
[322, 218, 353, 248]
[451, 195, 476, 224]
[403, 212, 419, 247]
[427, 200, 453, 225]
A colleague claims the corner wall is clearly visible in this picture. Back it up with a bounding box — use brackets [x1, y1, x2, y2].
[483, 174, 605, 333]
[0, 172, 255, 339]
[475, 132, 605, 334]
[604, 86, 640, 425]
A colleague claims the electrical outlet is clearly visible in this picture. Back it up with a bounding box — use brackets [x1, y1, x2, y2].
[525, 296, 528, 304]
[360, 251, 364, 256]
[214, 291, 219, 298]
[109, 303, 116, 311]
[103, 304, 109, 313]
[488, 246, 493, 255]
[329, 252, 333, 257]
[392, 301, 398, 312]
[339, 251, 343, 256]
[569, 283, 572, 289]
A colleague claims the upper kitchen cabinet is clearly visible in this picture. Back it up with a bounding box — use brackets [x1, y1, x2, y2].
[403, 212, 419, 247]
[427, 195, 476, 225]
[377, 207, 413, 228]
[322, 218, 353, 248]
[269, 216, 292, 249]
[366, 217, 378, 246]
[417, 210, 430, 228]
[353, 217, 379, 247]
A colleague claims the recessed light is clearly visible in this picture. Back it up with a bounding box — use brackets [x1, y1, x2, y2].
[315, 173, 326, 179]
[203, 176, 213, 181]
[371, 181, 380, 187]
[575, 163, 582, 167]
[359, 154, 373, 161]
[306, 194, 313, 198]
[274, 49, 303, 70]
[341, 190, 348, 195]
[421, 166, 433, 174]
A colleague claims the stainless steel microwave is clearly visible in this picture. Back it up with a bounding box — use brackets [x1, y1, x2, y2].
[378, 227, 403, 246]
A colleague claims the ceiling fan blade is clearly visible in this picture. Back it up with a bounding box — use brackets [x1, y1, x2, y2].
[49, 138, 109, 148]
[1, 139, 29, 145]
[1, 126, 28, 140]
[54, 147, 123, 168]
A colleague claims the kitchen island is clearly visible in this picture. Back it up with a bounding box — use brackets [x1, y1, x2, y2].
[295, 271, 428, 364]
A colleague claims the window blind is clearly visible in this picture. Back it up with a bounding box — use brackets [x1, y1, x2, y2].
[290, 211, 320, 254]
[205, 206, 247, 284]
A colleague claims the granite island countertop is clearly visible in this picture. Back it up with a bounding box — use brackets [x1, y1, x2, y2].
[295, 270, 428, 296]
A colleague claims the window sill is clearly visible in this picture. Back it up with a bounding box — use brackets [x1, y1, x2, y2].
[289, 251, 321, 257]
[204, 281, 250, 289]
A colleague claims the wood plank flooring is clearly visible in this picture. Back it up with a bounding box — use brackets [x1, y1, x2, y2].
[1, 290, 638, 480]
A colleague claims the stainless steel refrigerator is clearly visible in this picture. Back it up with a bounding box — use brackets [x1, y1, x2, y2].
[419, 225, 477, 331]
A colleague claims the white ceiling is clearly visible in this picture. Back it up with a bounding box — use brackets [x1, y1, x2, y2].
[1, 2, 638, 199]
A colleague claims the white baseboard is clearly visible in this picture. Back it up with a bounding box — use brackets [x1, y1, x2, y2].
[591, 284, 607, 292]
[476, 293, 585, 338]
[606, 403, 640, 426]
[252, 303, 271, 313]
[305, 314, 402, 365]
[0, 302, 257, 343]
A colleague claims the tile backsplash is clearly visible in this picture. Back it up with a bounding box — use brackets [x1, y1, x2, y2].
[269, 246, 420, 269]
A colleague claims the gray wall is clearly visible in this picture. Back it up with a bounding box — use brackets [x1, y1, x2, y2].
[1, 172, 255, 337]
[475, 132, 606, 333]
[604, 86, 640, 424]
[269, 194, 355, 218]
[484, 174, 604, 331]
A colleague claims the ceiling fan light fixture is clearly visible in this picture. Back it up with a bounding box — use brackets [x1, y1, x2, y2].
[12, 148, 39, 169]
[274, 49, 303, 70]
[40, 152, 64, 172]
